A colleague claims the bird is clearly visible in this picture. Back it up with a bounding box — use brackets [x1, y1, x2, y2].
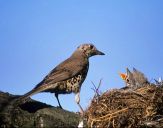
[132, 68, 149, 87]
[120, 68, 149, 90]
[18, 43, 105, 113]
[120, 68, 135, 88]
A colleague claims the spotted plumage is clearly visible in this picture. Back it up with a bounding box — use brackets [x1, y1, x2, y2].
[19, 43, 104, 113]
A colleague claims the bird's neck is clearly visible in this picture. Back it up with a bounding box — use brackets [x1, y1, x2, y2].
[71, 50, 88, 60]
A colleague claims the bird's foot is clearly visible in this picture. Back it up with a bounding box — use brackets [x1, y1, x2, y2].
[78, 104, 84, 117]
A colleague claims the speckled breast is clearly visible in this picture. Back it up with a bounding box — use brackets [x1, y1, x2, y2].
[49, 64, 89, 94]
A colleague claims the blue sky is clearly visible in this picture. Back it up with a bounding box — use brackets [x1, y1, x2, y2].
[0, 1, 163, 112]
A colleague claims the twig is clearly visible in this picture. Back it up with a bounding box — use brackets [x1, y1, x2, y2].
[91, 79, 103, 98]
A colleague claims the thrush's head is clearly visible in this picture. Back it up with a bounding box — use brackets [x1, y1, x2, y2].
[120, 68, 136, 87]
[77, 43, 105, 58]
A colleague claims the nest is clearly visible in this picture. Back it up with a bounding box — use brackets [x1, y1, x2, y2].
[86, 84, 163, 128]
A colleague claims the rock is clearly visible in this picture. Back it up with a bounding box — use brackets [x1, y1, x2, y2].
[0, 91, 80, 128]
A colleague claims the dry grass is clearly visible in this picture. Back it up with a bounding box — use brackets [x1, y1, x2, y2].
[85, 84, 163, 127]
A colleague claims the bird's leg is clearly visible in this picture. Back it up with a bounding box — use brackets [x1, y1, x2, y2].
[75, 92, 84, 115]
[54, 93, 63, 109]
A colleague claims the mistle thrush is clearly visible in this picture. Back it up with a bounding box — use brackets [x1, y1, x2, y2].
[19, 43, 105, 113]
[120, 68, 149, 90]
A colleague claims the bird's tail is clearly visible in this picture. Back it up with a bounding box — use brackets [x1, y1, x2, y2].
[18, 84, 57, 103]
[1, 84, 57, 115]
[19, 88, 41, 101]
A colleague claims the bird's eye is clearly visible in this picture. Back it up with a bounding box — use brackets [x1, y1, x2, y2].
[126, 78, 130, 83]
[89, 45, 93, 49]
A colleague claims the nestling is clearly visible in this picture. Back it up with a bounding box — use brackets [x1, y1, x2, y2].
[120, 68, 149, 90]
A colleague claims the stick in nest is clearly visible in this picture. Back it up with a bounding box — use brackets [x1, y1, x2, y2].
[91, 107, 128, 122]
[91, 79, 103, 99]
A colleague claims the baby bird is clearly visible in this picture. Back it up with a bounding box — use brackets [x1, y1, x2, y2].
[120, 68, 149, 90]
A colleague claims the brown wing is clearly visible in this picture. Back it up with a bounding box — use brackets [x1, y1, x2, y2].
[19, 56, 88, 100]
[35, 56, 88, 88]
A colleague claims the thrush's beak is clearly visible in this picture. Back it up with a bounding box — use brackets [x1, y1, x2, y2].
[95, 50, 105, 55]
[119, 73, 127, 80]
